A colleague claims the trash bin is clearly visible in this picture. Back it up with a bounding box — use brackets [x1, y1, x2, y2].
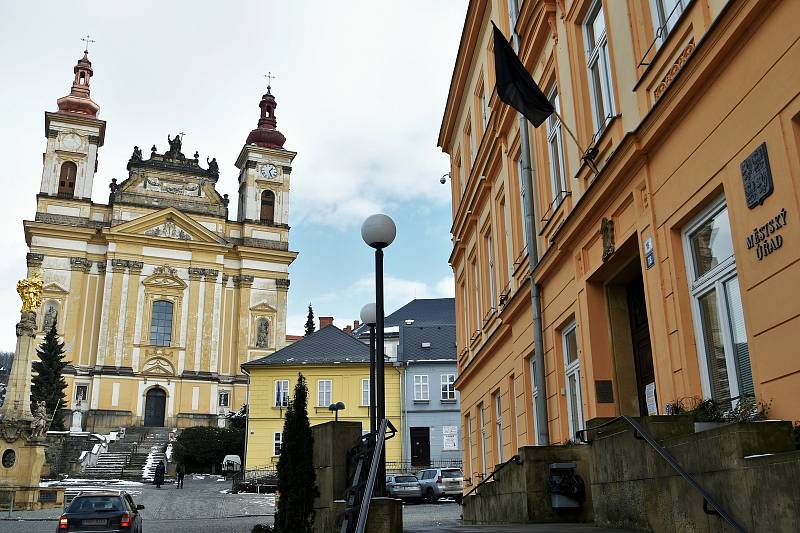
[548, 462, 585, 509]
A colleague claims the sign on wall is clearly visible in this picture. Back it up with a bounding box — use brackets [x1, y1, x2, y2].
[442, 425, 459, 451]
[740, 143, 774, 209]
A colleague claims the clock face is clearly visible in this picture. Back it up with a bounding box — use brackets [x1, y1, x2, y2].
[261, 164, 278, 178]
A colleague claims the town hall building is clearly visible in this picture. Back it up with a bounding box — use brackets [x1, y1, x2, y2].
[23, 49, 297, 431]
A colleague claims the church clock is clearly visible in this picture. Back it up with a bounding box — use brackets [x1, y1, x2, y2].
[260, 163, 278, 178]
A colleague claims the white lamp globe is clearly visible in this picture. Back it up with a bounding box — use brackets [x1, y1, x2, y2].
[360, 303, 377, 326]
[361, 214, 396, 249]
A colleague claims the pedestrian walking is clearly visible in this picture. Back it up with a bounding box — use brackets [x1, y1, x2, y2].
[176, 463, 185, 489]
[154, 460, 166, 489]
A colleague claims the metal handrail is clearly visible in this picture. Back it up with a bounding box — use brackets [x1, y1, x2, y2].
[353, 418, 396, 533]
[462, 454, 522, 501]
[576, 415, 747, 533]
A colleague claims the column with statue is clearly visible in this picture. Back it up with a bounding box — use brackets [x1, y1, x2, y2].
[0, 270, 63, 510]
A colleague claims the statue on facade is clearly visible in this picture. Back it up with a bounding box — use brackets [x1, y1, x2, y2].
[256, 319, 269, 348]
[167, 134, 183, 157]
[30, 401, 50, 439]
[42, 304, 57, 333]
[16, 270, 43, 314]
[131, 145, 143, 161]
[207, 157, 219, 175]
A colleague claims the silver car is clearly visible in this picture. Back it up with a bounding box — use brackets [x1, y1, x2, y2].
[386, 474, 423, 501]
[416, 468, 464, 503]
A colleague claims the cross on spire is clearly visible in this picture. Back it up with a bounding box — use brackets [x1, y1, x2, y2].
[80, 34, 96, 53]
[264, 71, 277, 89]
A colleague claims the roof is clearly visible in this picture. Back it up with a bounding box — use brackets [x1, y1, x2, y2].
[399, 324, 457, 363]
[355, 298, 455, 337]
[243, 325, 372, 368]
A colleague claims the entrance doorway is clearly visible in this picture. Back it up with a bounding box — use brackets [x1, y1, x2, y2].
[626, 275, 656, 415]
[410, 427, 430, 467]
[144, 387, 166, 427]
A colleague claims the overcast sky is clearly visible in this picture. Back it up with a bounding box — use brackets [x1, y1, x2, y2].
[0, 1, 465, 350]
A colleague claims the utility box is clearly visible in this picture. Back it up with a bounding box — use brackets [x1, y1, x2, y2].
[548, 462, 583, 509]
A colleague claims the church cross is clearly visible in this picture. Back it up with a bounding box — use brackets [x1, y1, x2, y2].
[178, 131, 187, 139]
[81, 34, 96, 53]
[264, 72, 277, 88]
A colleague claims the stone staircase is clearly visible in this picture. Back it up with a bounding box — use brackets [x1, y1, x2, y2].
[139, 428, 171, 481]
[82, 450, 130, 479]
[81, 426, 173, 481]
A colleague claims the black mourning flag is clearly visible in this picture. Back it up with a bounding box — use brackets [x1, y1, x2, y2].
[493, 24, 554, 127]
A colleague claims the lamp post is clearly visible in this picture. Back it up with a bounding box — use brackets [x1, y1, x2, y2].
[360, 303, 377, 438]
[328, 401, 345, 422]
[361, 213, 396, 498]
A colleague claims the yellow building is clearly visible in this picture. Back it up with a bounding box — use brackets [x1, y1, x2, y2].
[242, 324, 402, 468]
[23, 50, 297, 431]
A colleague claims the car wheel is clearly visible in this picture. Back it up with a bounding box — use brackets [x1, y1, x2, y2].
[425, 488, 437, 504]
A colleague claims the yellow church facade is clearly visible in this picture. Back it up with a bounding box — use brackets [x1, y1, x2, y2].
[23, 50, 297, 431]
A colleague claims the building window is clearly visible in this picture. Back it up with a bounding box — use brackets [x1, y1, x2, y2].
[467, 117, 476, 164]
[465, 413, 474, 479]
[517, 155, 529, 254]
[683, 200, 752, 407]
[255, 318, 269, 348]
[563, 322, 584, 440]
[652, 0, 688, 42]
[486, 234, 495, 309]
[460, 281, 469, 348]
[260, 190, 275, 223]
[494, 392, 503, 464]
[149, 300, 174, 347]
[530, 358, 539, 445]
[547, 88, 567, 207]
[274, 432, 282, 456]
[479, 403, 488, 477]
[275, 380, 290, 407]
[219, 390, 230, 408]
[479, 84, 489, 131]
[318, 379, 332, 407]
[58, 161, 77, 197]
[472, 261, 481, 330]
[361, 378, 370, 406]
[75, 385, 88, 402]
[584, 1, 614, 134]
[441, 374, 456, 401]
[414, 375, 429, 401]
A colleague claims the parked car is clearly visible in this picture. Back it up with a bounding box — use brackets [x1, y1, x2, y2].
[386, 474, 423, 501]
[57, 490, 144, 532]
[416, 467, 464, 503]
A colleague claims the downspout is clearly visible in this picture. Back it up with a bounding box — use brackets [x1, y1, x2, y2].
[242, 367, 250, 469]
[510, 9, 550, 446]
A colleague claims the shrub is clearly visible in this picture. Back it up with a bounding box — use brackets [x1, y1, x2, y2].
[172, 425, 244, 473]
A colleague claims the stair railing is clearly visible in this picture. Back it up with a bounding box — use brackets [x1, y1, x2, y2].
[461, 454, 522, 501]
[576, 415, 747, 533]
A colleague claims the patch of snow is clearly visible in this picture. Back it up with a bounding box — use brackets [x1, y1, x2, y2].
[744, 453, 775, 459]
[219, 489, 230, 494]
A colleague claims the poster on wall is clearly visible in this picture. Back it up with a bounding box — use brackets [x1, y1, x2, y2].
[645, 382, 658, 415]
[442, 425, 459, 450]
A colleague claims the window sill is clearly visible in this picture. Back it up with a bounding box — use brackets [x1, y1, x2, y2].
[413, 399, 430, 404]
[440, 399, 457, 404]
[272, 405, 288, 410]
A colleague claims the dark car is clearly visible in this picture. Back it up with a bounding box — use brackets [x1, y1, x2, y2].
[386, 474, 423, 501]
[57, 490, 144, 532]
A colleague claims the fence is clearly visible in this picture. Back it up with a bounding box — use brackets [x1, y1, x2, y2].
[385, 459, 463, 474]
[231, 466, 278, 493]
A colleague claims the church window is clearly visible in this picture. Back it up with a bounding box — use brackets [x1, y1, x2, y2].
[260, 190, 275, 223]
[255, 318, 270, 348]
[58, 161, 77, 197]
[149, 300, 174, 347]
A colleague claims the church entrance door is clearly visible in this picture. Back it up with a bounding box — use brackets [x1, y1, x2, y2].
[144, 387, 166, 427]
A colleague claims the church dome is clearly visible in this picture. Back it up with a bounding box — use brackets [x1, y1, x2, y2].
[56, 51, 100, 117]
[245, 87, 286, 149]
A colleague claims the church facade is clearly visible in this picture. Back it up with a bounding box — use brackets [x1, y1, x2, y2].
[23, 50, 297, 431]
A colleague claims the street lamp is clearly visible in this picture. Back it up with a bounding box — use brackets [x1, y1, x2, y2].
[360, 303, 377, 438]
[328, 401, 346, 422]
[361, 213, 396, 498]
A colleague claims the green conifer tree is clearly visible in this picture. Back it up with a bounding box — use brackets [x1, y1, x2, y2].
[304, 304, 315, 336]
[30, 322, 67, 431]
[275, 373, 317, 533]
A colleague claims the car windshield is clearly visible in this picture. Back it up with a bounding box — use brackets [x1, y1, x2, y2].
[441, 469, 463, 479]
[395, 475, 418, 483]
[69, 496, 124, 513]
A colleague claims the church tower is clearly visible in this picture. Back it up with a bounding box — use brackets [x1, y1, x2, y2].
[235, 85, 294, 226]
[40, 48, 105, 200]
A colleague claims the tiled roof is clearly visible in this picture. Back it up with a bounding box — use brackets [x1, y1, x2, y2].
[399, 324, 457, 362]
[354, 298, 455, 336]
[242, 324, 372, 368]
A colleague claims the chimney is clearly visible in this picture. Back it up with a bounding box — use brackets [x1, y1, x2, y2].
[319, 316, 334, 329]
[353, 320, 360, 330]
[344, 325, 352, 334]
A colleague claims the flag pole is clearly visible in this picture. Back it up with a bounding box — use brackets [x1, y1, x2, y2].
[552, 111, 599, 177]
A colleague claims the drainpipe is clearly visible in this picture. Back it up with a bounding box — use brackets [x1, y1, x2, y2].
[511, 10, 550, 446]
[242, 367, 250, 469]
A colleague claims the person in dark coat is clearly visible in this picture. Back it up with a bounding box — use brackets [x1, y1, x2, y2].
[176, 463, 186, 489]
[154, 461, 166, 489]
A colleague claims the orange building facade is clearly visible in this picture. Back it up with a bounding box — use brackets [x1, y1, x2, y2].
[439, 0, 800, 487]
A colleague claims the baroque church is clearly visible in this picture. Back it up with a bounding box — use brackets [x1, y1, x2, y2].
[23, 49, 296, 430]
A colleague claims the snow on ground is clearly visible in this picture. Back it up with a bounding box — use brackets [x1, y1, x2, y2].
[41, 478, 146, 487]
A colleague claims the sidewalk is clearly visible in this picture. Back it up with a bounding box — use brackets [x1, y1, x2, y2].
[404, 524, 632, 533]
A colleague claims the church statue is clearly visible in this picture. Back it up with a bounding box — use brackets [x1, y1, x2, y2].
[256, 319, 269, 348]
[131, 145, 143, 161]
[207, 157, 219, 175]
[151, 144, 157, 154]
[30, 401, 51, 439]
[17, 270, 43, 313]
[167, 134, 182, 156]
[42, 304, 57, 333]
[109, 178, 119, 194]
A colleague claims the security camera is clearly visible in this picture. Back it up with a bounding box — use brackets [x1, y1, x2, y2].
[440, 176, 447, 185]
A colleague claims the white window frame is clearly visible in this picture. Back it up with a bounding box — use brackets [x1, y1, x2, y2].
[441, 374, 456, 401]
[481, 89, 489, 130]
[487, 234, 496, 309]
[274, 432, 282, 456]
[682, 197, 749, 404]
[218, 390, 230, 408]
[275, 380, 289, 407]
[517, 156, 529, 253]
[547, 88, 567, 206]
[472, 261, 481, 329]
[466, 414, 474, 479]
[494, 392, 503, 464]
[563, 321, 584, 440]
[529, 358, 539, 445]
[650, 0, 688, 44]
[361, 378, 370, 406]
[584, 1, 614, 134]
[479, 404, 488, 477]
[414, 375, 429, 401]
[317, 379, 332, 407]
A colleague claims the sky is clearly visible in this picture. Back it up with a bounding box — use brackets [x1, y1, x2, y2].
[0, 1, 466, 350]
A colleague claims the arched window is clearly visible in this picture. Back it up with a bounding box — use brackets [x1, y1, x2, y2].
[149, 300, 174, 347]
[58, 162, 78, 197]
[255, 318, 270, 348]
[260, 190, 275, 223]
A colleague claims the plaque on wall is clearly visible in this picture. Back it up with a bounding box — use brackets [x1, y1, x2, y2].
[740, 143, 774, 209]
